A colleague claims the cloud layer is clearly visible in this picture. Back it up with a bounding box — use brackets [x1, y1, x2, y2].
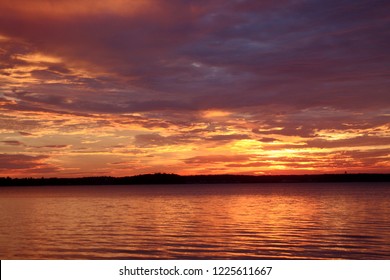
[1, 0, 389, 177]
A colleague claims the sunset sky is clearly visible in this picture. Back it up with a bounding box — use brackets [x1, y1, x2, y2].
[0, 0, 389, 178]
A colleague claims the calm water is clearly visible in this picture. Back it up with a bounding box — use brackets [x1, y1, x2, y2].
[0, 183, 389, 259]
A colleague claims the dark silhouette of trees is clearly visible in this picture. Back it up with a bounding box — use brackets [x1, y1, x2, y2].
[0, 173, 389, 186]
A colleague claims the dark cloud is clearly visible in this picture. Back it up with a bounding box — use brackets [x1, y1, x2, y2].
[226, 162, 270, 168]
[184, 155, 252, 165]
[0, 0, 387, 114]
[1, 140, 24, 146]
[35, 145, 70, 149]
[18, 131, 33, 136]
[0, 154, 50, 170]
[30, 69, 64, 81]
[305, 136, 390, 149]
[206, 134, 249, 141]
[134, 133, 179, 148]
[0, 113, 42, 132]
[133, 132, 198, 148]
[258, 137, 278, 143]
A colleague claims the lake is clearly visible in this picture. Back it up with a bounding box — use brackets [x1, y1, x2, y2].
[0, 183, 389, 259]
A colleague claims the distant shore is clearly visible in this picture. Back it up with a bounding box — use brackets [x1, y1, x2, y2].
[1, 173, 389, 186]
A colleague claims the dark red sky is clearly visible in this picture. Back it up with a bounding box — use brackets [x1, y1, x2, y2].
[0, 0, 389, 177]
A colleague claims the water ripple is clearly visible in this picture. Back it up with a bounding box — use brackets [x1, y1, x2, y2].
[1, 183, 389, 259]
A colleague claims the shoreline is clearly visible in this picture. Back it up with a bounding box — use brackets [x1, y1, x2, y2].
[1, 173, 389, 186]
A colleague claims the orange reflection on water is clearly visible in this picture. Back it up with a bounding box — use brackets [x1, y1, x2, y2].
[0, 184, 389, 259]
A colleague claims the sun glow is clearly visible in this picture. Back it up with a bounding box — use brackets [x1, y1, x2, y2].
[16, 53, 62, 64]
[0, 34, 10, 41]
[1, 0, 155, 17]
[202, 110, 232, 118]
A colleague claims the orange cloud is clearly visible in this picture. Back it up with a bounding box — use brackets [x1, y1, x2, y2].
[0, 0, 155, 17]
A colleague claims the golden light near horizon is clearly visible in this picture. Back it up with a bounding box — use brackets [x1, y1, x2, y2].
[0, 0, 155, 17]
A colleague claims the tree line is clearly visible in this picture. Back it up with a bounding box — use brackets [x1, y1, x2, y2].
[1, 173, 389, 186]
